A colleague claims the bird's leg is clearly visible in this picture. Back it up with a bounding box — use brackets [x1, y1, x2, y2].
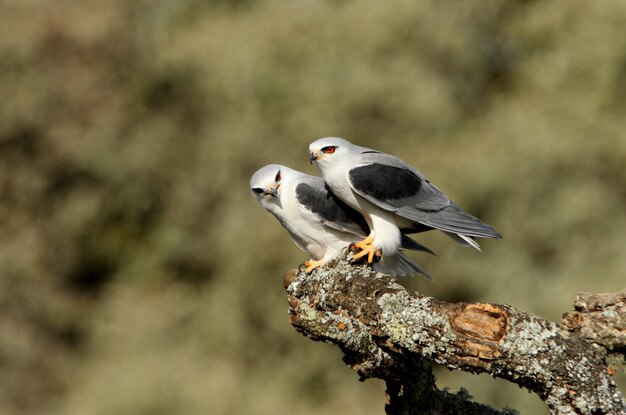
[352, 244, 383, 264]
[350, 234, 374, 251]
[350, 234, 382, 264]
[304, 259, 326, 273]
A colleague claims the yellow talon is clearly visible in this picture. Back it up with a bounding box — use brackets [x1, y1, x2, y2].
[350, 234, 382, 264]
[352, 245, 382, 264]
[304, 259, 325, 273]
[351, 234, 374, 251]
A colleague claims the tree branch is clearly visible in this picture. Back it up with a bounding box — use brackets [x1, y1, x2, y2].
[562, 289, 626, 351]
[284, 254, 625, 415]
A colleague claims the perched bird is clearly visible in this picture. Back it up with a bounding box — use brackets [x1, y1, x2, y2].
[250, 164, 434, 276]
[309, 137, 501, 264]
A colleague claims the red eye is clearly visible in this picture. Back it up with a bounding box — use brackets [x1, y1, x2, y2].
[275, 171, 281, 182]
[322, 146, 336, 154]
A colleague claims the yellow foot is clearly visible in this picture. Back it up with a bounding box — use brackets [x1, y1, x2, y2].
[304, 259, 326, 273]
[351, 244, 382, 264]
[350, 234, 375, 252]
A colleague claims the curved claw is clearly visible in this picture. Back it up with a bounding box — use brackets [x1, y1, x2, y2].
[373, 249, 382, 263]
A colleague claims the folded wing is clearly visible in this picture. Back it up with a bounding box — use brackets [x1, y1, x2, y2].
[347, 156, 501, 240]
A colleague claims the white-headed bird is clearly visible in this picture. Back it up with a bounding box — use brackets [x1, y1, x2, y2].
[309, 137, 501, 265]
[250, 164, 433, 276]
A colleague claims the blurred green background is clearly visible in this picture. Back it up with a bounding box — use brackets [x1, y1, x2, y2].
[1, 0, 625, 413]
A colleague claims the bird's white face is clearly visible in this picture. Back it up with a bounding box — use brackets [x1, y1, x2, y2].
[250, 164, 284, 210]
[308, 137, 354, 169]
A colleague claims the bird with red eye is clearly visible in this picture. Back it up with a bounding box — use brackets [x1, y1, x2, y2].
[309, 136, 501, 267]
[310, 145, 338, 163]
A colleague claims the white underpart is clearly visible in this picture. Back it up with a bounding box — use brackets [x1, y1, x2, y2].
[314, 151, 401, 255]
[368, 208, 401, 255]
[276, 169, 360, 262]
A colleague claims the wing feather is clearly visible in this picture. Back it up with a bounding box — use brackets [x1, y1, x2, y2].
[296, 178, 438, 253]
[400, 235, 436, 256]
[347, 154, 501, 239]
[374, 250, 432, 279]
[295, 179, 368, 237]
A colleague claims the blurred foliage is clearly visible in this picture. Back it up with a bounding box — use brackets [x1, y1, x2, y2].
[0, 0, 624, 414]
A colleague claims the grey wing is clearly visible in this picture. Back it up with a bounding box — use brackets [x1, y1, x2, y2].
[295, 179, 369, 238]
[347, 154, 501, 239]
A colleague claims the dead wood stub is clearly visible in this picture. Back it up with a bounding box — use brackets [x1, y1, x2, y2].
[451, 303, 509, 342]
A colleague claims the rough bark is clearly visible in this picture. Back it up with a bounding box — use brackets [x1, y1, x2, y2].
[562, 289, 626, 351]
[284, 254, 625, 415]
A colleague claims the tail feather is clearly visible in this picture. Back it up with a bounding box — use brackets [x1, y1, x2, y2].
[374, 251, 431, 279]
[397, 203, 501, 240]
[400, 235, 436, 256]
[444, 232, 482, 251]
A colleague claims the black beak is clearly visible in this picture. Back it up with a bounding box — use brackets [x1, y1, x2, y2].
[309, 153, 318, 164]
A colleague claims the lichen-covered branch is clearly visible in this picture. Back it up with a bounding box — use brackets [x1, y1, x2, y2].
[284, 255, 626, 415]
[562, 289, 626, 351]
[561, 289, 626, 378]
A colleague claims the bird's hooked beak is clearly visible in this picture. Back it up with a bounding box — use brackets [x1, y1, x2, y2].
[267, 186, 279, 198]
[310, 152, 321, 164]
[264, 185, 281, 207]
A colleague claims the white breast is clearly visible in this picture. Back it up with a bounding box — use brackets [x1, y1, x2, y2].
[280, 179, 359, 261]
[318, 159, 402, 255]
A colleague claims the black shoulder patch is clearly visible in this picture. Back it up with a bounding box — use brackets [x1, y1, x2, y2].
[296, 183, 368, 234]
[349, 164, 422, 201]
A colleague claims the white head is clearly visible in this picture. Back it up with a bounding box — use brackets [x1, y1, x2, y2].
[308, 137, 360, 172]
[249, 164, 286, 212]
